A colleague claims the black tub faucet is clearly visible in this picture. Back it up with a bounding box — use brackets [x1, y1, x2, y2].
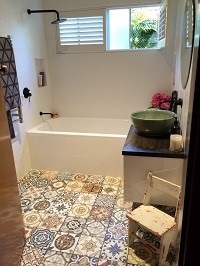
[39, 111, 53, 117]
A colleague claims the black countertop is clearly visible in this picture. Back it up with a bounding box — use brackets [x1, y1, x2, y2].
[122, 125, 187, 159]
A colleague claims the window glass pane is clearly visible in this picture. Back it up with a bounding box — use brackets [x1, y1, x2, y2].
[130, 6, 160, 49]
[107, 9, 129, 50]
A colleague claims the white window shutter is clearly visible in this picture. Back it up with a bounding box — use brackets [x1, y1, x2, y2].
[59, 16, 103, 46]
[186, 0, 194, 48]
[158, 0, 168, 48]
[57, 9, 105, 53]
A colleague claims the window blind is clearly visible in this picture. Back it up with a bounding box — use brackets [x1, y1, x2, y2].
[59, 16, 103, 46]
[158, 0, 167, 48]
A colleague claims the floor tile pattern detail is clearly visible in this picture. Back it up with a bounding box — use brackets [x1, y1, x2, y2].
[18, 170, 172, 265]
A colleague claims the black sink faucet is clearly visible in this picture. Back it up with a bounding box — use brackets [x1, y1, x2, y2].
[169, 90, 183, 114]
[159, 90, 183, 114]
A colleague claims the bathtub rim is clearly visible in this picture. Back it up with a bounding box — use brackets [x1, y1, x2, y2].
[27, 118, 129, 138]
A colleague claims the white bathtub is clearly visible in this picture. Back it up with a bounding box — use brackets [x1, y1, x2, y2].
[27, 117, 131, 176]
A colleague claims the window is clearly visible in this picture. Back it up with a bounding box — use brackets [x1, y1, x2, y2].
[58, 9, 105, 53]
[57, 2, 167, 53]
[107, 3, 167, 50]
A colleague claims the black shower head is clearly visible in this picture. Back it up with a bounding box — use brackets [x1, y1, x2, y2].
[51, 18, 67, 25]
[27, 9, 67, 24]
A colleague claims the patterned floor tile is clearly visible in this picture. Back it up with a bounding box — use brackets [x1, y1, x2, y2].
[69, 255, 99, 266]
[23, 212, 45, 228]
[60, 216, 87, 235]
[75, 192, 97, 205]
[95, 194, 116, 208]
[68, 203, 93, 218]
[106, 220, 127, 241]
[103, 176, 121, 186]
[86, 174, 104, 184]
[26, 228, 56, 253]
[18, 170, 173, 266]
[21, 246, 44, 265]
[50, 232, 78, 253]
[90, 205, 112, 221]
[65, 180, 84, 192]
[42, 250, 72, 265]
[81, 183, 102, 193]
[82, 219, 109, 238]
[73, 235, 104, 257]
[101, 185, 118, 196]
[38, 213, 65, 231]
[127, 242, 158, 265]
[100, 239, 128, 263]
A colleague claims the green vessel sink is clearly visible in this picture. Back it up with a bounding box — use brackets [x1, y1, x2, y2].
[131, 109, 175, 136]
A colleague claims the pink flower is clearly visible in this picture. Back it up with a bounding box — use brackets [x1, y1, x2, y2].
[151, 92, 171, 110]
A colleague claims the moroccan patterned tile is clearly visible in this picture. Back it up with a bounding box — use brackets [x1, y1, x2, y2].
[40, 170, 59, 179]
[71, 173, 89, 182]
[38, 213, 65, 231]
[82, 219, 109, 238]
[47, 201, 72, 215]
[19, 170, 169, 266]
[26, 228, 56, 253]
[40, 190, 59, 201]
[117, 187, 124, 197]
[73, 235, 104, 257]
[20, 246, 44, 265]
[24, 227, 34, 239]
[50, 180, 66, 190]
[27, 169, 43, 179]
[100, 239, 128, 263]
[55, 172, 74, 182]
[115, 196, 132, 210]
[57, 190, 78, 205]
[32, 199, 51, 212]
[42, 250, 72, 265]
[21, 186, 45, 200]
[103, 176, 121, 186]
[98, 259, 126, 266]
[90, 206, 112, 221]
[60, 216, 87, 235]
[20, 195, 36, 213]
[30, 177, 51, 190]
[75, 193, 97, 205]
[101, 185, 118, 196]
[68, 203, 93, 218]
[111, 209, 129, 223]
[86, 174, 105, 184]
[127, 243, 158, 266]
[94, 194, 116, 208]
[69, 255, 99, 266]
[105, 221, 128, 241]
[23, 212, 45, 228]
[50, 232, 78, 253]
[65, 180, 84, 192]
[81, 183, 102, 193]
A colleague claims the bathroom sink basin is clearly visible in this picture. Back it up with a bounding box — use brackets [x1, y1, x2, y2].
[131, 109, 175, 136]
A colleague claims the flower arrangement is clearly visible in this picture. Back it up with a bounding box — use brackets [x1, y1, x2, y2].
[151, 92, 171, 110]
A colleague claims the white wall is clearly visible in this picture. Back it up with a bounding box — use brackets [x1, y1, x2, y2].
[0, 0, 53, 179]
[43, 0, 177, 119]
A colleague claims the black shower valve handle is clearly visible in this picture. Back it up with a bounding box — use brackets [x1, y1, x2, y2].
[23, 87, 32, 98]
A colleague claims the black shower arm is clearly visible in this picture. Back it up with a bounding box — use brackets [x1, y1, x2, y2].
[27, 9, 60, 19]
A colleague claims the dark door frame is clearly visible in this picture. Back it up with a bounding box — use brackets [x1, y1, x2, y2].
[178, 24, 200, 266]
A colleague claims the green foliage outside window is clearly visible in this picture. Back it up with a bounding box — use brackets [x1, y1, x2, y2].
[130, 8, 158, 49]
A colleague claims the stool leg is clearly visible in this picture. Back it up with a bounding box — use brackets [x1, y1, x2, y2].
[159, 228, 176, 266]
